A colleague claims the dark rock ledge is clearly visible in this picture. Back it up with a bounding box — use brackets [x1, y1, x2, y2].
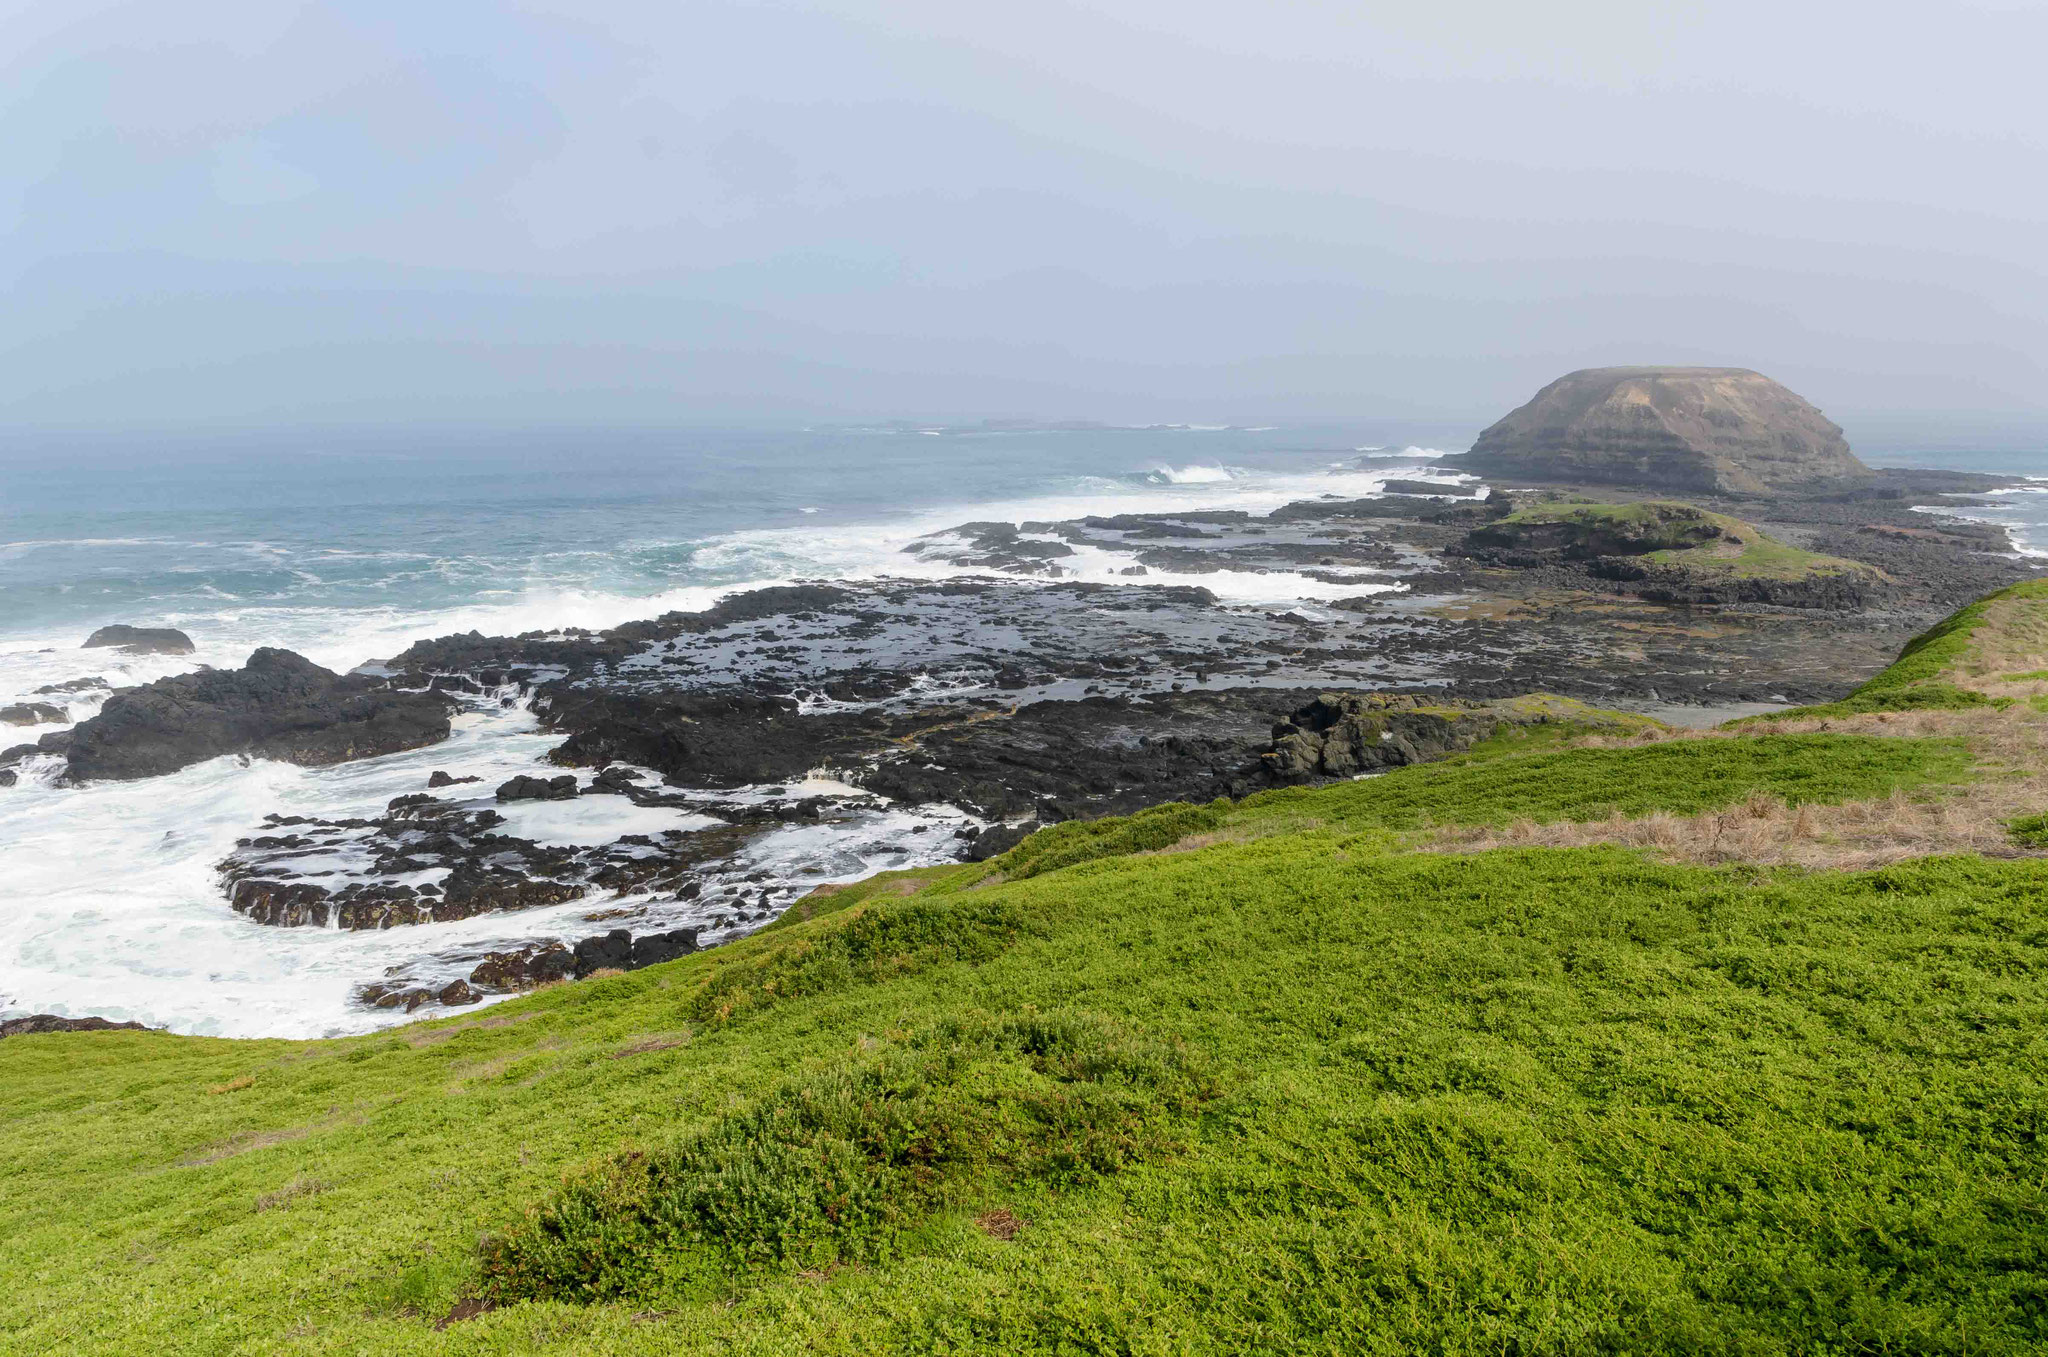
[62, 647, 455, 781]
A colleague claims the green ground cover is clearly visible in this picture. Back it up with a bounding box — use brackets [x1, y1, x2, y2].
[1, 725, 2016, 1355]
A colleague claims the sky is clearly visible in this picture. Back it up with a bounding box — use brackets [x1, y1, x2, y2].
[4, 0, 2046, 427]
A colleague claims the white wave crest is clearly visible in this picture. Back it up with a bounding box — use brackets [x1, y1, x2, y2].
[1149, 464, 1236, 484]
[1356, 445, 1463, 460]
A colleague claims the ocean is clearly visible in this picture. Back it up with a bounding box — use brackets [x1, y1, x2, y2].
[1, 420, 2042, 1037]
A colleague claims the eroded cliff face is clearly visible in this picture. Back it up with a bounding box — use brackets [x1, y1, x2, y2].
[1466, 367, 1868, 494]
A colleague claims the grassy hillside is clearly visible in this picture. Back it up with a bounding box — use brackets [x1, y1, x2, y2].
[11, 708, 2042, 1353]
[1741, 578, 2048, 721]
[1479, 500, 1879, 582]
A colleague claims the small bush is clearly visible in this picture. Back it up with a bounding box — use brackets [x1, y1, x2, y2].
[2009, 814, 2048, 849]
[478, 1012, 1215, 1305]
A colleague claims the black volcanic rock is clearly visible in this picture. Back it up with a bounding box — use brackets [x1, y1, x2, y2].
[572, 929, 633, 977]
[82, 625, 195, 655]
[1263, 693, 1506, 781]
[63, 647, 455, 781]
[496, 773, 578, 802]
[538, 688, 895, 788]
[1466, 367, 1869, 494]
[0, 703, 65, 727]
[629, 927, 700, 968]
[1380, 479, 1481, 498]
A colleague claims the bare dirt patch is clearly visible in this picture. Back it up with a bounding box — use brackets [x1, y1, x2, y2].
[434, 1297, 495, 1331]
[975, 1208, 1026, 1240]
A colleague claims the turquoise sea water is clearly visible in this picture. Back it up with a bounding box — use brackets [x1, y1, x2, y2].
[0, 422, 1471, 677]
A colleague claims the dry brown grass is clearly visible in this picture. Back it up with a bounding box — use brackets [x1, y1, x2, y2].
[400, 1008, 543, 1047]
[180, 1125, 313, 1167]
[974, 1208, 1026, 1240]
[1428, 706, 2048, 871]
[610, 1032, 691, 1060]
[177, 1107, 368, 1167]
[446, 1038, 568, 1092]
[253, 1175, 329, 1213]
[1951, 595, 2048, 700]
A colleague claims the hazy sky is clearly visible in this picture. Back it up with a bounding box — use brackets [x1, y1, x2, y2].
[5, 1, 2046, 426]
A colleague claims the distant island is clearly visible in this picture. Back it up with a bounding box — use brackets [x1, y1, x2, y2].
[1464, 366, 1868, 494]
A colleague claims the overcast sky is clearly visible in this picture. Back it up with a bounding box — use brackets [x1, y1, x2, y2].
[4, 0, 2045, 427]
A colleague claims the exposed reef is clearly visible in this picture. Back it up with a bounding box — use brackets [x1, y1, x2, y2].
[1456, 500, 1888, 608]
[61, 647, 455, 781]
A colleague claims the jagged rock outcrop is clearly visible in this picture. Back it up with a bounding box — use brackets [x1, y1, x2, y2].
[1258, 691, 1659, 784]
[1466, 367, 1868, 494]
[1262, 693, 1510, 781]
[63, 647, 454, 781]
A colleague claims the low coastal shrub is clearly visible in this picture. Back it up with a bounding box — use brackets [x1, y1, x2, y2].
[994, 799, 1226, 879]
[683, 898, 1033, 1024]
[983, 735, 1965, 886]
[478, 1011, 1215, 1305]
[1739, 681, 2009, 723]
[1244, 731, 1966, 833]
[2009, 813, 2048, 848]
[1855, 582, 2032, 694]
[8, 831, 2048, 1350]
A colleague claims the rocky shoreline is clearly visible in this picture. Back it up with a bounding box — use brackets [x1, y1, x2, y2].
[5, 460, 2041, 1026]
